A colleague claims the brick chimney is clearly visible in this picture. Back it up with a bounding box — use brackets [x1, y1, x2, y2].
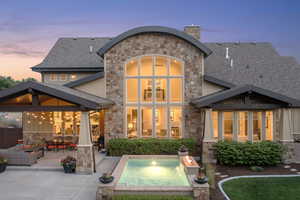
[184, 25, 200, 40]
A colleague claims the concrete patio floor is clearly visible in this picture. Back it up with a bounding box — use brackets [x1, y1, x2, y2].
[0, 156, 120, 200]
[7, 151, 106, 171]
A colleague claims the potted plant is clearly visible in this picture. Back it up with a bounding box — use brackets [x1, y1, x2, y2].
[178, 145, 189, 156]
[194, 167, 208, 184]
[0, 156, 8, 173]
[61, 156, 76, 173]
[99, 173, 114, 184]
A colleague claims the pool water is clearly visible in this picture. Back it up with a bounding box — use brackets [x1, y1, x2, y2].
[118, 158, 190, 186]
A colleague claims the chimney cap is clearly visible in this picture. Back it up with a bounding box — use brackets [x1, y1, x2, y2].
[184, 25, 201, 40]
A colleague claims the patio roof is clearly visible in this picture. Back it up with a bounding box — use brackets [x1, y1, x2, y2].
[191, 84, 300, 109]
[0, 81, 114, 112]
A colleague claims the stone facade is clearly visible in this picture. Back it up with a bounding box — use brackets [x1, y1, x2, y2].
[104, 33, 204, 142]
[202, 142, 216, 164]
[76, 145, 94, 174]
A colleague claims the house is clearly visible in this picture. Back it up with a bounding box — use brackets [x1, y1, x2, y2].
[0, 25, 299, 173]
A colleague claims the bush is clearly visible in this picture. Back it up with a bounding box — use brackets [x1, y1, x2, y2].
[113, 195, 192, 200]
[107, 138, 197, 156]
[215, 141, 284, 166]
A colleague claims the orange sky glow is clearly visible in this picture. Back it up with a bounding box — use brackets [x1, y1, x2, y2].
[0, 54, 42, 80]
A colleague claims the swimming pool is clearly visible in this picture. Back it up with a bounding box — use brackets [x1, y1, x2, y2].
[118, 158, 190, 186]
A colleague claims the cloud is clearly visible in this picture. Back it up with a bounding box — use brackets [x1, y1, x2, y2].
[0, 43, 45, 57]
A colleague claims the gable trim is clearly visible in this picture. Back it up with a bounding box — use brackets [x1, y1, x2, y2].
[97, 26, 212, 58]
[191, 84, 300, 108]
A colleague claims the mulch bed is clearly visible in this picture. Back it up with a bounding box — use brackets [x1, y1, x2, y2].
[209, 163, 300, 200]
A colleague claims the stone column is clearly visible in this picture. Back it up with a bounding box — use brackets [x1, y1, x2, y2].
[202, 109, 217, 164]
[279, 108, 295, 163]
[76, 111, 94, 174]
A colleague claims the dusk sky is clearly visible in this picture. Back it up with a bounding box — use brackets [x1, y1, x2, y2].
[1, 0, 300, 80]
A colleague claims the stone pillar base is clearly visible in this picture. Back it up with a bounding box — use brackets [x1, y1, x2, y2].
[280, 141, 296, 164]
[202, 141, 217, 164]
[76, 144, 94, 174]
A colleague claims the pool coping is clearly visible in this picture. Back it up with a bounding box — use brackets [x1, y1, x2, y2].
[218, 174, 300, 200]
[97, 155, 209, 200]
[110, 155, 194, 191]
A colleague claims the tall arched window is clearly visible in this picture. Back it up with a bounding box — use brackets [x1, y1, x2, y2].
[125, 55, 184, 138]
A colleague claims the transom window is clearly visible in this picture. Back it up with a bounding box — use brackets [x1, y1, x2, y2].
[125, 55, 184, 138]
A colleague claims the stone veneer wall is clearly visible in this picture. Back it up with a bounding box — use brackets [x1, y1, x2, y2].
[22, 113, 54, 144]
[104, 33, 204, 142]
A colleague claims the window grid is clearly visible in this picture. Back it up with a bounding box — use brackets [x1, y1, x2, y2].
[215, 111, 273, 142]
[125, 55, 184, 138]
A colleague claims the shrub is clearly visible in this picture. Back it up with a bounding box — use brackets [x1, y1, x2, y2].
[107, 138, 197, 156]
[113, 195, 192, 200]
[215, 141, 284, 166]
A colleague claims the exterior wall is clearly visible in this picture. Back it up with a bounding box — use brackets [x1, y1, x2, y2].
[292, 108, 300, 141]
[74, 78, 106, 97]
[202, 81, 225, 96]
[104, 33, 204, 141]
[42, 72, 94, 85]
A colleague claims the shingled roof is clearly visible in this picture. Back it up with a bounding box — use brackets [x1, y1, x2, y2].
[204, 42, 300, 100]
[29, 34, 300, 101]
[32, 37, 111, 72]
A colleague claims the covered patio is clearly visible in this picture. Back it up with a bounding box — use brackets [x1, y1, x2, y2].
[0, 81, 114, 173]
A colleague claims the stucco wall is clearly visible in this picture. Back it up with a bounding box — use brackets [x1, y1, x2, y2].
[202, 81, 225, 95]
[104, 33, 204, 141]
[74, 78, 106, 97]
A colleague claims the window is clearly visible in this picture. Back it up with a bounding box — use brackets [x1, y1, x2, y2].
[125, 55, 184, 138]
[127, 107, 138, 138]
[223, 112, 233, 141]
[253, 112, 262, 142]
[50, 74, 57, 81]
[266, 111, 273, 140]
[238, 112, 248, 142]
[60, 74, 67, 81]
[212, 111, 273, 142]
[212, 111, 218, 139]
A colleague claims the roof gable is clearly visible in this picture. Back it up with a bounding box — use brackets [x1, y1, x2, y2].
[191, 84, 300, 108]
[0, 81, 114, 110]
[97, 26, 212, 58]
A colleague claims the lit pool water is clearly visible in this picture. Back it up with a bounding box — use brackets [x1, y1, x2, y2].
[118, 158, 190, 186]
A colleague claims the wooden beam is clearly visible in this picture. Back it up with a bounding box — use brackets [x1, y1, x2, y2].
[211, 104, 282, 110]
[31, 94, 39, 106]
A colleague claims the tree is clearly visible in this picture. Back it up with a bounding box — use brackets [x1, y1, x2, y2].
[0, 76, 37, 90]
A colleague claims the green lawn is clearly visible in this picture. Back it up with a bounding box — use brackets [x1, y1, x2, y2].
[222, 177, 300, 200]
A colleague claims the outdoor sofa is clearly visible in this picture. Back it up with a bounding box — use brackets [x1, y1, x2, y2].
[0, 145, 43, 166]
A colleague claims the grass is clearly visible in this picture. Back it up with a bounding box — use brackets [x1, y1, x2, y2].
[222, 177, 300, 200]
[112, 195, 192, 200]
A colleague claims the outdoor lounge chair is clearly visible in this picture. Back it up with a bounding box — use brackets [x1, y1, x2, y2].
[0, 146, 40, 166]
